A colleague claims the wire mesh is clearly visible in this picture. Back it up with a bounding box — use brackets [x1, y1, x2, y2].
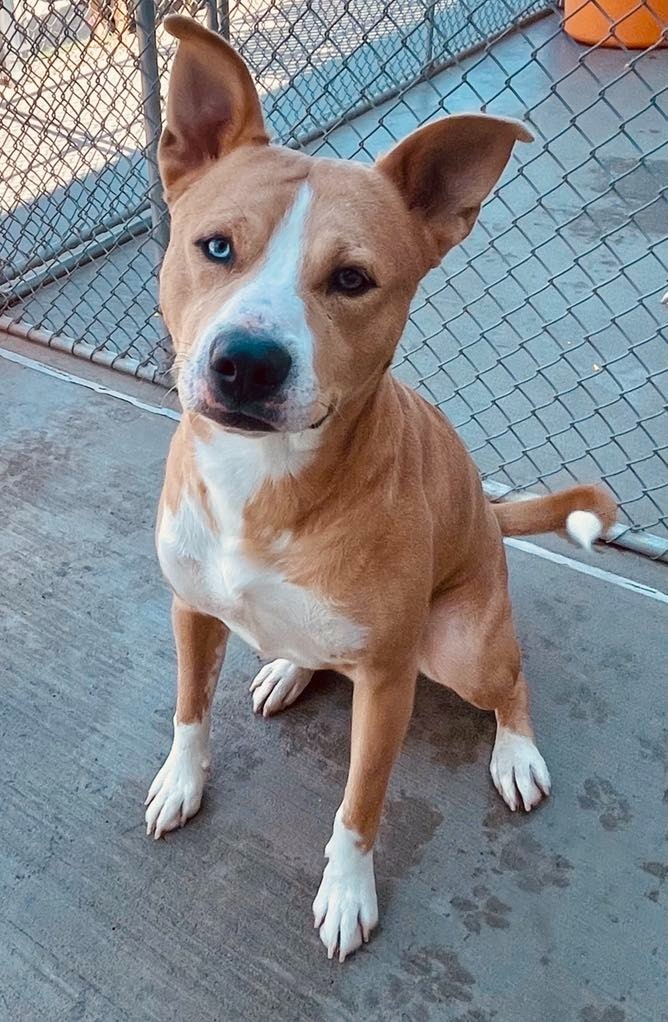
[0, 0, 666, 548]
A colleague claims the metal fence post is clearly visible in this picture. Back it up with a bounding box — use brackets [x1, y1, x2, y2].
[0, 0, 16, 82]
[134, 0, 170, 263]
[217, 0, 230, 40]
[425, 0, 436, 72]
[204, 0, 218, 31]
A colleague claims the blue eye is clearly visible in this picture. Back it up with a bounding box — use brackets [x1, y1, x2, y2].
[201, 236, 233, 263]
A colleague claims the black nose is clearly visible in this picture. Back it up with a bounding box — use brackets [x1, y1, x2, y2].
[208, 330, 292, 405]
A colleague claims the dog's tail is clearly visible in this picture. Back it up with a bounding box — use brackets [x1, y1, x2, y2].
[491, 484, 617, 551]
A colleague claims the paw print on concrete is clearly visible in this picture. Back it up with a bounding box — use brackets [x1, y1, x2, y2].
[578, 777, 632, 831]
[580, 1006, 626, 1022]
[498, 831, 573, 892]
[450, 884, 511, 934]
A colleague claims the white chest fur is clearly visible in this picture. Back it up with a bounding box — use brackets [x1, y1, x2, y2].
[157, 429, 365, 668]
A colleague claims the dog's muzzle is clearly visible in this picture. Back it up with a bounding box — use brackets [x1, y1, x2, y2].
[209, 328, 292, 404]
[196, 327, 292, 432]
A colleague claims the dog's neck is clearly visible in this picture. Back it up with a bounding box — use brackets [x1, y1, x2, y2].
[183, 371, 404, 531]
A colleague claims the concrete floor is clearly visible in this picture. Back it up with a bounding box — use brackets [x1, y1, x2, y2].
[0, 343, 665, 1021]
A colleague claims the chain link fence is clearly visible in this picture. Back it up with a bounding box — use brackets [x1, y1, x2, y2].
[1, 0, 666, 555]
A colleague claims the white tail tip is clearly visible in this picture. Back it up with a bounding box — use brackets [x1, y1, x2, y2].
[566, 510, 602, 551]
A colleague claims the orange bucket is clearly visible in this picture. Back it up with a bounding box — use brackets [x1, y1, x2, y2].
[564, 0, 668, 48]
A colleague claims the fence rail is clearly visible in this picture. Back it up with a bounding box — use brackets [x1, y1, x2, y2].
[1, 0, 666, 556]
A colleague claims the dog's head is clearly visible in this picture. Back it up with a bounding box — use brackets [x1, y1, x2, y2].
[159, 16, 531, 435]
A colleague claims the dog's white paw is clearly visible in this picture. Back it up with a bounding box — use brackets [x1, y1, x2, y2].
[312, 811, 378, 962]
[490, 726, 551, 812]
[145, 717, 210, 839]
[249, 659, 313, 717]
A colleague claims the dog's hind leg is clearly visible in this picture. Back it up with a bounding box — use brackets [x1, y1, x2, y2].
[420, 569, 551, 812]
[145, 596, 229, 837]
[249, 659, 314, 717]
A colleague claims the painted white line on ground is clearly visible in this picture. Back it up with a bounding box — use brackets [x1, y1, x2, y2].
[0, 344, 181, 422]
[505, 537, 668, 605]
[4, 343, 667, 605]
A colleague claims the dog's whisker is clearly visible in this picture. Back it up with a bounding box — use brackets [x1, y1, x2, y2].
[160, 383, 179, 406]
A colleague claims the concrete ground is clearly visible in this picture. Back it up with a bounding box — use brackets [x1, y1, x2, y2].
[0, 341, 665, 1022]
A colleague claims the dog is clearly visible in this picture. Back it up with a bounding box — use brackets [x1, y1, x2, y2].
[144, 16, 617, 962]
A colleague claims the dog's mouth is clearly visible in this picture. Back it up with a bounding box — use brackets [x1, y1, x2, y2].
[197, 401, 332, 435]
[307, 406, 332, 430]
[203, 407, 278, 433]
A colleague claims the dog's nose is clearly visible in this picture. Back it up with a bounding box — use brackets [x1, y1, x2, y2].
[208, 330, 292, 405]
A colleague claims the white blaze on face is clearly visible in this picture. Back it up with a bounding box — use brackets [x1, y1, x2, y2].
[202, 182, 316, 407]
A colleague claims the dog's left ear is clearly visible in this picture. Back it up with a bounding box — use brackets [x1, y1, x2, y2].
[377, 114, 532, 265]
[159, 15, 268, 199]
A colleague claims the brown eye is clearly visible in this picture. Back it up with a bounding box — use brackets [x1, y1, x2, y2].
[329, 267, 375, 296]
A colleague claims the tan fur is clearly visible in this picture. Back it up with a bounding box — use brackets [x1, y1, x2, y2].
[343, 661, 418, 851]
[492, 483, 617, 537]
[152, 17, 617, 916]
[159, 15, 269, 198]
[378, 114, 533, 263]
[172, 595, 228, 724]
[157, 413, 218, 534]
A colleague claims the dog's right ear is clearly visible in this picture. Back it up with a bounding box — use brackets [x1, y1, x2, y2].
[159, 16, 268, 199]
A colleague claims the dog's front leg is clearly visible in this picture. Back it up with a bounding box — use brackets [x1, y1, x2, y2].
[313, 662, 417, 961]
[145, 596, 229, 838]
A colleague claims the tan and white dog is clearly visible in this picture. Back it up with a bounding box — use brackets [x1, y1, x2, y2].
[144, 16, 617, 961]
